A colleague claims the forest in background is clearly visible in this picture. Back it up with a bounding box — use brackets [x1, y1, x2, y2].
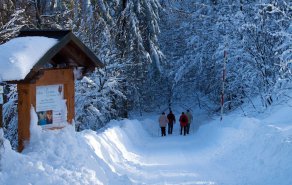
[0, 0, 291, 149]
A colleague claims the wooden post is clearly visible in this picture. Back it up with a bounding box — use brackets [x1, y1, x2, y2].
[17, 83, 32, 152]
[0, 85, 3, 128]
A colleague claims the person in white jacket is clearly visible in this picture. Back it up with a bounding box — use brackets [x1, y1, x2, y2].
[158, 112, 168, 136]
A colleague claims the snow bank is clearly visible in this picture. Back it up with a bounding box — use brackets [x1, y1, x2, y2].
[196, 116, 292, 185]
[0, 36, 58, 81]
[0, 124, 131, 185]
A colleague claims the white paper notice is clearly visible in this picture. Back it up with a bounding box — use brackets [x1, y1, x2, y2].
[36, 84, 66, 126]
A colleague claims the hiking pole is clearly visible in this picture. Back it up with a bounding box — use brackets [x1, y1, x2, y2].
[220, 50, 227, 121]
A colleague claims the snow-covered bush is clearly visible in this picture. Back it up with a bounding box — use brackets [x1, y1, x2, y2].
[75, 69, 127, 131]
[2, 85, 18, 150]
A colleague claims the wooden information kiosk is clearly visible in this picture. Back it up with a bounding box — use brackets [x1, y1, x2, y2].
[0, 30, 103, 152]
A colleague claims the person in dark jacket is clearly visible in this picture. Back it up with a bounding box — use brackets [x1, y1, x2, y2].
[179, 112, 188, 136]
[167, 111, 176, 134]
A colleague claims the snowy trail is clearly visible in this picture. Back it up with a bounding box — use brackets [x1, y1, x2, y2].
[88, 119, 218, 185]
[1, 104, 292, 185]
[84, 111, 292, 185]
[116, 139, 208, 184]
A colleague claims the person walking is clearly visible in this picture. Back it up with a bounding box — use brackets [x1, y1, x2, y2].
[185, 109, 193, 134]
[158, 112, 168, 136]
[179, 112, 188, 136]
[167, 111, 176, 134]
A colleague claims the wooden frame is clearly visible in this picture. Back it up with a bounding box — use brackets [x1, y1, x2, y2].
[17, 68, 75, 152]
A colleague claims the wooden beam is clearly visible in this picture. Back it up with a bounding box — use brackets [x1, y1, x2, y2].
[0, 86, 4, 128]
[17, 84, 32, 152]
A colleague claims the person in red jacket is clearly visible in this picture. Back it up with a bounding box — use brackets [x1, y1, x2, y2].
[179, 112, 188, 136]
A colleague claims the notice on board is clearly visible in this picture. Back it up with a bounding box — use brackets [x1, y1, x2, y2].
[36, 84, 66, 127]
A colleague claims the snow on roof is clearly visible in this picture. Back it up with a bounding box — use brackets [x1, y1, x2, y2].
[0, 36, 58, 82]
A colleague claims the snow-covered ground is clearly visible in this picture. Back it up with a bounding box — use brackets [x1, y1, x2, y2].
[1, 100, 292, 185]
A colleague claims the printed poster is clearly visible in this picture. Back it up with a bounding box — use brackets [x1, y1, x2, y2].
[36, 84, 66, 127]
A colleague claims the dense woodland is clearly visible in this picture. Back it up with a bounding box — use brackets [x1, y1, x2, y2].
[0, 0, 291, 149]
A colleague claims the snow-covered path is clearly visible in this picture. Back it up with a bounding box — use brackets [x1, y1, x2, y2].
[88, 120, 215, 185]
[1, 104, 292, 185]
[119, 133, 208, 184]
[83, 109, 292, 185]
